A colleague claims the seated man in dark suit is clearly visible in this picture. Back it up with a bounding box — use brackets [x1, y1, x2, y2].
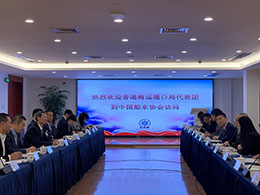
[0, 113, 23, 161]
[27, 108, 43, 130]
[213, 112, 237, 143]
[224, 113, 248, 148]
[56, 109, 73, 139]
[23, 111, 59, 148]
[44, 110, 58, 139]
[5, 115, 36, 154]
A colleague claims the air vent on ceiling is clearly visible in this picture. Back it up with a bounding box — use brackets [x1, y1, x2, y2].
[206, 73, 220, 77]
[154, 74, 165, 77]
[160, 27, 189, 34]
[16, 54, 35, 62]
[154, 55, 173, 59]
[51, 28, 80, 34]
[228, 53, 252, 61]
[85, 56, 104, 60]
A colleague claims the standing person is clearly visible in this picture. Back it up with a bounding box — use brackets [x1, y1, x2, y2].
[45, 110, 58, 139]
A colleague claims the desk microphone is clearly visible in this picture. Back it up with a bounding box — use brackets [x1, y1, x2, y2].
[242, 155, 260, 178]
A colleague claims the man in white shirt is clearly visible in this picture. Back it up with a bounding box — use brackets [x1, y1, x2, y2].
[0, 113, 22, 161]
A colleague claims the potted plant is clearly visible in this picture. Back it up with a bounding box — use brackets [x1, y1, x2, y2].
[38, 85, 70, 121]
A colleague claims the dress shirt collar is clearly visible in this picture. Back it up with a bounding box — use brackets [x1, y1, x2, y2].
[37, 123, 43, 131]
[0, 132, 6, 142]
[223, 121, 229, 130]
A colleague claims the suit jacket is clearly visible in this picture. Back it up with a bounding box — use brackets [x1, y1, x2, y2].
[27, 120, 37, 130]
[238, 132, 260, 156]
[5, 130, 26, 154]
[56, 117, 72, 139]
[23, 123, 52, 148]
[0, 138, 10, 161]
[44, 123, 58, 139]
[206, 121, 217, 134]
[218, 122, 237, 142]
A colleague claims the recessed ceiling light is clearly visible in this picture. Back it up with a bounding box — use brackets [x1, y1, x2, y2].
[84, 60, 88, 62]
[52, 71, 56, 74]
[176, 59, 181, 62]
[114, 18, 123, 23]
[64, 75, 67, 78]
[204, 17, 213, 22]
[131, 71, 136, 74]
[17, 51, 23, 54]
[221, 59, 227, 62]
[126, 51, 132, 54]
[37, 60, 42, 63]
[72, 51, 77, 55]
[181, 51, 187, 54]
[121, 39, 128, 42]
[54, 39, 61, 43]
[190, 38, 197, 41]
[212, 70, 216, 73]
[129, 59, 134, 62]
[25, 19, 34, 23]
[92, 71, 96, 74]
[258, 37, 260, 41]
[172, 71, 176, 73]
[236, 50, 242, 53]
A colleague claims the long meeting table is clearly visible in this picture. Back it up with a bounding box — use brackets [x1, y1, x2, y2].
[0, 128, 105, 195]
[180, 129, 260, 195]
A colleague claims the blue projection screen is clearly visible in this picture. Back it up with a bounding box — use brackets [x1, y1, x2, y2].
[77, 79, 213, 136]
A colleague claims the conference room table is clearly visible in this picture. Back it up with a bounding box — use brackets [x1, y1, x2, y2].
[0, 128, 105, 195]
[180, 129, 260, 195]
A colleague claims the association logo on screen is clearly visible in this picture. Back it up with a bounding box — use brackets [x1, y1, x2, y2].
[77, 79, 213, 136]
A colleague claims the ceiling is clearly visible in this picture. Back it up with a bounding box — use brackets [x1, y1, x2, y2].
[0, 0, 260, 78]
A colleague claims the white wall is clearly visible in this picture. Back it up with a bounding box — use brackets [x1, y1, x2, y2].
[0, 72, 8, 113]
[23, 78, 76, 124]
[214, 78, 243, 122]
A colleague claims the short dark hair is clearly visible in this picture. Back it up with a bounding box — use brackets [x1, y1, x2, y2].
[0, 113, 10, 123]
[45, 110, 53, 114]
[211, 108, 223, 116]
[67, 114, 76, 122]
[203, 113, 211, 118]
[35, 111, 46, 121]
[32, 108, 43, 117]
[64, 109, 73, 115]
[215, 112, 226, 118]
[11, 115, 26, 124]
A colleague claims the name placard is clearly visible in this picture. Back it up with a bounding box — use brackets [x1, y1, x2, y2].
[223, 152, 229, 161]
[76, 134, 80, 140]
[199, 135, 203, 141]
[192, 131, 196, 136]
[205, 139, 210, 146]
[195, 132, 199, 139]
[47, 146, 53, 154]
[213, 146, 219, 153]
[251, 172, 260, 186]
[10, 161, 20, 171]
[34, 152, 40, 161]
[64, 139, 69, 146]
[88, 131, 91, 135]
[234, 160, 241, 171]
